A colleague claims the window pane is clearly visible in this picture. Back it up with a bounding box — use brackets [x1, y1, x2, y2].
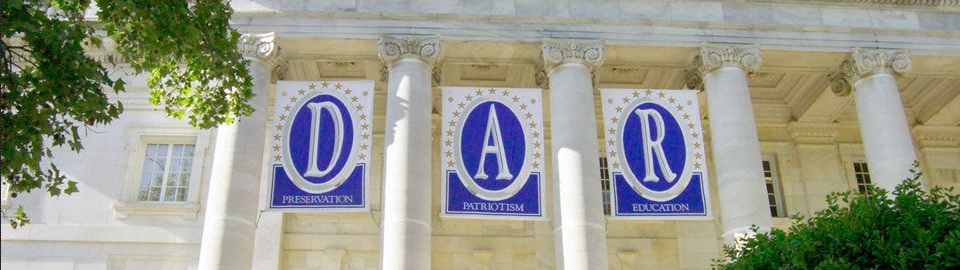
[145, 144, 158, 157]
[149, 187, 161, 201]
[156, 144, 169, 157]
[182, 145, 195, 157]
[151, 173, 164, 187]
[180, 158, 192, 173]
[178, 173, 190, 187]
[176, 188, 187, 201]
[143, 157, 158, 172]
[139, 172, 154, 187]
[171, 144, 183, 157]
[138, 189, 150, 201]
[164, 187, 178, 202]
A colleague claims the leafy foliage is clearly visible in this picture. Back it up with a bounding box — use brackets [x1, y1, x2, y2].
[1, 0, 252, 228]
[714, 164, 960, 269]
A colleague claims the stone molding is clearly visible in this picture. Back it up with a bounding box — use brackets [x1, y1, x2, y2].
[540, 39, 605, 72]
[912, 126, 960, 149]
[378, 36, 443, 67]
[686, 43, 762, 90]
[829, 48, 912, 96]
[787, 122, 841, 145]
[807, 0, 960, 7]
[238, 32, 287, 83]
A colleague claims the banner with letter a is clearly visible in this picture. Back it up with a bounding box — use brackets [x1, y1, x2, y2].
[600, 89, 712, 219]
[268, 80, 373, 211]
[441, 87, 546, 219]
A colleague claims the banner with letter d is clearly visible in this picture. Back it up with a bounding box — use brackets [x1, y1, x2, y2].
[268, 80, 373, 211]
[441, 87, 546, 220]
[600, 89, 712, 219]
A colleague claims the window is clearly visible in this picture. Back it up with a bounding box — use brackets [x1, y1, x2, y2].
[137, 143, 195, 202]
[762, 156, 787, 218]
[113, 127, 209, 219]
[599, 157, 611, 216]
[853, 161, 873, 193]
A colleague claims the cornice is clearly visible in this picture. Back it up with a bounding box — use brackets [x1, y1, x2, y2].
[829, 47, 912, 96]
[686, 43, 762, 90]
[377, 36, 443, 67]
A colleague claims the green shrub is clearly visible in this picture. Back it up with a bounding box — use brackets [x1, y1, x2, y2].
[714, 163, 960, 269]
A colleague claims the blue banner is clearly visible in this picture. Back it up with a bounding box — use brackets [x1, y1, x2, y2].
[600, 89, 712, 219]
[441, 87, 546, 219]
[269, 81, 373, 211]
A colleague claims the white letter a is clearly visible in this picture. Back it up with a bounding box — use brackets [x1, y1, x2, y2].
[474, 104, 513, 181]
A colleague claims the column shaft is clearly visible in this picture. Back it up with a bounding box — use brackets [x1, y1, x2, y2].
[542, 39, 608, 270]
[854, 74, 918, 191]
[703, 66, 773, 243]
[378, 37, 441, 270]
[830, 48, 917, 192]
[198, 39, 274, 269]
[550, 64, 608, 270]
[689, 43, 772, 244]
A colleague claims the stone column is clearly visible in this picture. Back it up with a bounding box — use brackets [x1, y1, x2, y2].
[198, 32, 284, 269]
[378, 37, 441, 270]
[830, 48, 918, 192]
[541, 39, 608, 270]
[688, 43, 772, 244]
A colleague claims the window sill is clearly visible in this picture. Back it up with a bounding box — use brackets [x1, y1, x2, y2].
[112, 201, 199, 220]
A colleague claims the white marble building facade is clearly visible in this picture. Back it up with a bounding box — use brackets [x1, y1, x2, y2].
[3, 1, 960, 269]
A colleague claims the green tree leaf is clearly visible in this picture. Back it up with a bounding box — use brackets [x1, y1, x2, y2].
[1, 0, 253, 228]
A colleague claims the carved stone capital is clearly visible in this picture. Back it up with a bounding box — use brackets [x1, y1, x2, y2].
[540, 39, 605, 72]
[238, 32, 286, 83]
[239, 32, 280, 61]
[829, 48, 912, 96]
[686, 43, 762, 90]
[378, 36, 442, 67]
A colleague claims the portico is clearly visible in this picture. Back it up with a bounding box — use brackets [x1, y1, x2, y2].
[211, 33, 960, 268]
[3, 1, 959, 270]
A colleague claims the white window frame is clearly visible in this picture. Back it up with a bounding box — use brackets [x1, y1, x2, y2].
[1, 178, 9, 209]
[113, 127, 210, 219]
[761, 155, 787, 218]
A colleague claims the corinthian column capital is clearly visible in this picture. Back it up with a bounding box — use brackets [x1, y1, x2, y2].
[239, 32, 281, 60]
[829, 48, 912, 96]
[378, 36, 442, 67]
[685, 43, 762, 90]
[540, 39, 605, 71]
[238, 32, 286, 83]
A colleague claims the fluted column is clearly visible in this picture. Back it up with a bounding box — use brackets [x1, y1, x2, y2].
[378, 37, 441, 270]
[199, 32, 285, 270]
[830, 48, 917, 191]
[688, 43, 772, 245]
[541, 39, 608, 270]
